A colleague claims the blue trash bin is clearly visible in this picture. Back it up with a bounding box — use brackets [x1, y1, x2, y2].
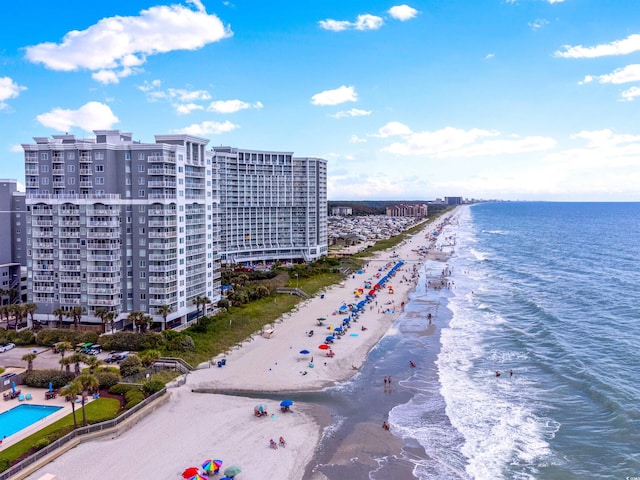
[217, 361, 223, 367]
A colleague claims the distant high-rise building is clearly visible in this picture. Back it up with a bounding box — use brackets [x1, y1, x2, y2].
[445, 196, 463, 205]
[213, 147, 328, 265]
[386, 203, 428, 218]
[22, 131, 219, 329]
[331, 206, 353, 216]
[0, 180, 26, 305]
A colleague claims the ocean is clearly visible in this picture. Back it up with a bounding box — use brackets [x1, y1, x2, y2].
[306, 202, 640, 480]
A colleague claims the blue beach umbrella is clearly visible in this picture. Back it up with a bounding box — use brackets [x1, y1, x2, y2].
[325, 335, 334, 341]
[299, 349, 310, 355]
[280, 399, 294, 407]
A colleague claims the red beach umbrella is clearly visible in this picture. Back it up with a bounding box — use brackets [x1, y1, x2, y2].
[182, 467, 200, 478]
[318, 344, 329, 350]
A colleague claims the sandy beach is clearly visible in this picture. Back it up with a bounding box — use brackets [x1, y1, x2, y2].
[23, 214, 454, 480]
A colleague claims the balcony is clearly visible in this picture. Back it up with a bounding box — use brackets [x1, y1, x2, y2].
[148, 209, 176, 216]
[147, 154, 175, 163]
[148, 231, 177, 238]
[59, 287, 82, 294]
[147, 167, 176, 175]
[33, 253, 55, 260]
[149, 286, 177, 295]
[79, 154, 92, 163]
[59, 220, 81, 227]
[148, 180, 177, 188]
[86, 242, 119, 250]
[148, 220, 177, 228]
[87, 287, 121, 295]
[149, 265, 177, 273]
[148, 253, 177, 261]
[87, 254, 119, 261]
[32, 219, 54, 227]
[148, 241, 177, 250]
[87, 274, 119, 283]
[87, 231, 120, 239]
[59, 208, 80, 215]
[79, 181, 93, 188]
[148, 193, 177, 200]
[149, 274, 177, 283]
[51, 168, 65, 175]
[60, 254, 82, 260]
[86, 265, 121, 273]
[33, 273, 55, 281]
[150, 297, 177, 306]
[33, 285, 55, 293]
[79, 168, 93, 175]
[59, 264, 81, 272]
[25, 168, 39, 175]
[59, 231, 80, 238]
[87, 298, 121, 307]
[87, 220, 119, 227]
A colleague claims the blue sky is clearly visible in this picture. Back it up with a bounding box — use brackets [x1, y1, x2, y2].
[2, 0, 640, 201]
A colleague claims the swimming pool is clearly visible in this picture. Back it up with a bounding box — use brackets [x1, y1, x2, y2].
[0, 404, 63, 438]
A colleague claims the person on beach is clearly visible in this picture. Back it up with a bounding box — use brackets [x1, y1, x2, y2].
[496, 370, 501, 377]
[279, 436, 286, 447]
[510, 369, 513, 377]
[382, 421, 390, 431]
[270, 439, 278, 449]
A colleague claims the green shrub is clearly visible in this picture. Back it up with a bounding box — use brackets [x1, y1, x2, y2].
[35, 329, 99, 347]
[95, 371, 121, 390]
[7, 329, 35, 346]
[23, 369, 75, 389]
[142, 380, 165, 395]
[166, 334, 195, 352]
[108, 384, 134, 396]
[118, 355, 143, 377]
[124, 389, 145, 409]
[32, 438, 51, 451]
[98, 331, 165, 352]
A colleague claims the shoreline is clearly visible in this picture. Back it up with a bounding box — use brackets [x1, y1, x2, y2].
[23, 212, 457, 480]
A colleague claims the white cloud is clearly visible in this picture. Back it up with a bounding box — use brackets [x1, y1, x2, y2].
[371, 121, 413, 138]
[330, 108, 372, 119]
[36, 101, 119, 132]
[555, 33, 640, 58]
[485, 53, 495, 60]
[569, 129, 640, 148]
[175, 103, 205, 115]
[548, 0, 565, 3]
[621, 86, 640, 101]
[10, 144, 23, 152]
[0, 77, 27, 110]
[207, 99, 263, 113]
[581, 64, 640, 85]
[175, 120, 238, 136]
[138, 80, 213, 114]
[24, 3, 232, 83]
[350, 135, 367, 143]
[319, 14, 384, 32]
[311, 86, 358, 106]
[378, 125, 555, 157]
[528, 19, 549, 30]
[388, 5, 418, 21]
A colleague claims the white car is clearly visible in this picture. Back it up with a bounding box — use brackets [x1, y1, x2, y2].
[0, 343, 16, 353]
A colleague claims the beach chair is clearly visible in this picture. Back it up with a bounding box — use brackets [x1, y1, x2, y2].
[26, 393, 32, 400]
[18, 394, 25, 401]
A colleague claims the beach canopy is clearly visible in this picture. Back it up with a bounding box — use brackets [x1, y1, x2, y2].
[318, 344, 329, 350]
[223, 465, 242, 477]
[299, 349, 310, 355]
[280, 399, 294, 407]
[325, 335, 334, 341]
[202, 459, 223, 472]
[182, 467, 200, 479]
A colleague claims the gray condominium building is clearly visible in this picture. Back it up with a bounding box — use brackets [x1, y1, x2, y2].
[214, 147, 327, 265]
[23, 130, 218, 329]
[21, 131, 327, 330]
[0, 180, 26, 305]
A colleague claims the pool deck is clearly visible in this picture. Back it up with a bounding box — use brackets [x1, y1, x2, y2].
[0, 386, 94, 451]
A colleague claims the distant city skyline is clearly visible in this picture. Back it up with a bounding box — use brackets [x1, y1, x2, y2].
[2, 0, 640, 201]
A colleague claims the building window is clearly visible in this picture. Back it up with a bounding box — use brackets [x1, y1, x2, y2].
[67, 164, 75, 172]
[125, 152, 131, 160]
[138, 165, 145, 173]
[68, 177, 75, 185]
[138, 177, 145, 185]
[140, 272, 146, 278]
[95, 152, 104, 160]
[41, 178, 48, 185]
[41, 165, 49, 172]
[95, 177, 104, 185]
[139, 260, 146, 267]
[140, 293, 146, 300]
[138, 190, 145, 197]
[67, 152, 75, 160]
[126, 178, 131, 185]
[138, 153, 145, 160]
[40, 153, 48, 160]
[95, 165, 104, 172]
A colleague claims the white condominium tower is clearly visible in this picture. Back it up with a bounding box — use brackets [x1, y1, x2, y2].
[213, 146, 327, 265]
[23, 130, 219, 329]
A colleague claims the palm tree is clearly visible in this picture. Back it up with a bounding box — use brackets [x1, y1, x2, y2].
[69, 353, 85, 376]
[84, 355, 102, 375]
[0, 305, 9, 330]
[194, 296, 211, 317]
[138, 349, 161, 367]
[67, 306, 85, 329]
[22, 352, 38, 372]
[60, 381, 83, 428]
[76, 373, 99, 426]
[24, 303, 37, 328]
[94, 308, 115, 334]
[127, 311, 142, 333]
[52, 307, 66, 328]
[57, 341, 73, 361]
[156, 304, 172, 331]
[60, 355, 74, 374]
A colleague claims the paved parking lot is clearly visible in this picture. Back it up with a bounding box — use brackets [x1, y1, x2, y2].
[0, 345, 112, 370]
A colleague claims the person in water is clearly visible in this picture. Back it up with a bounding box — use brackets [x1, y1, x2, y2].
[495, 370, 501, 377]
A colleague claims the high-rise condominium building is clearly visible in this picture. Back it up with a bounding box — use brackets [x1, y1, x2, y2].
[213, 147, 327, 265]
[23, 131, 219, 329]
[0, 180, 26, 305]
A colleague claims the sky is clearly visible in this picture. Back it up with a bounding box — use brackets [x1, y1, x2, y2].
[2, 0, 640, 201]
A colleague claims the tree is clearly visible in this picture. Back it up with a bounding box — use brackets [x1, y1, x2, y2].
[60, 381, 83, 428]
[76, 373, 99, 426]
[84, 355, 102, 375]
[52, 307, 66, 328]
[156, 304, 172, 331]
[57, 341, 73, 361]
[69, 353, 85, 376]
[194, 296, 211, 317]
[22, 352, 38, 372]
[138, 349, 161, 367]
[95, 308, 115, 334]
[24, 303, 37, 328]
[0, 305, 9, 330]
[254, 285, 270, 299]
[67, 306, 85, 329]
[60, 355, 74, 375]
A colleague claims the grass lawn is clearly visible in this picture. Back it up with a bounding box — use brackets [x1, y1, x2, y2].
[0, 397, 121, 469]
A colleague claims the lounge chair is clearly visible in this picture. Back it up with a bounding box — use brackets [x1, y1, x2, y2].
[26, 393, 32, 400]
[18, 394, 25, 401]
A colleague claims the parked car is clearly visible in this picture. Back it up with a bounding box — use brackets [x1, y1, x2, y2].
[87, 344, 102, 355]
[0, 343, 16, 353]
[105, 351, 128, 363]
